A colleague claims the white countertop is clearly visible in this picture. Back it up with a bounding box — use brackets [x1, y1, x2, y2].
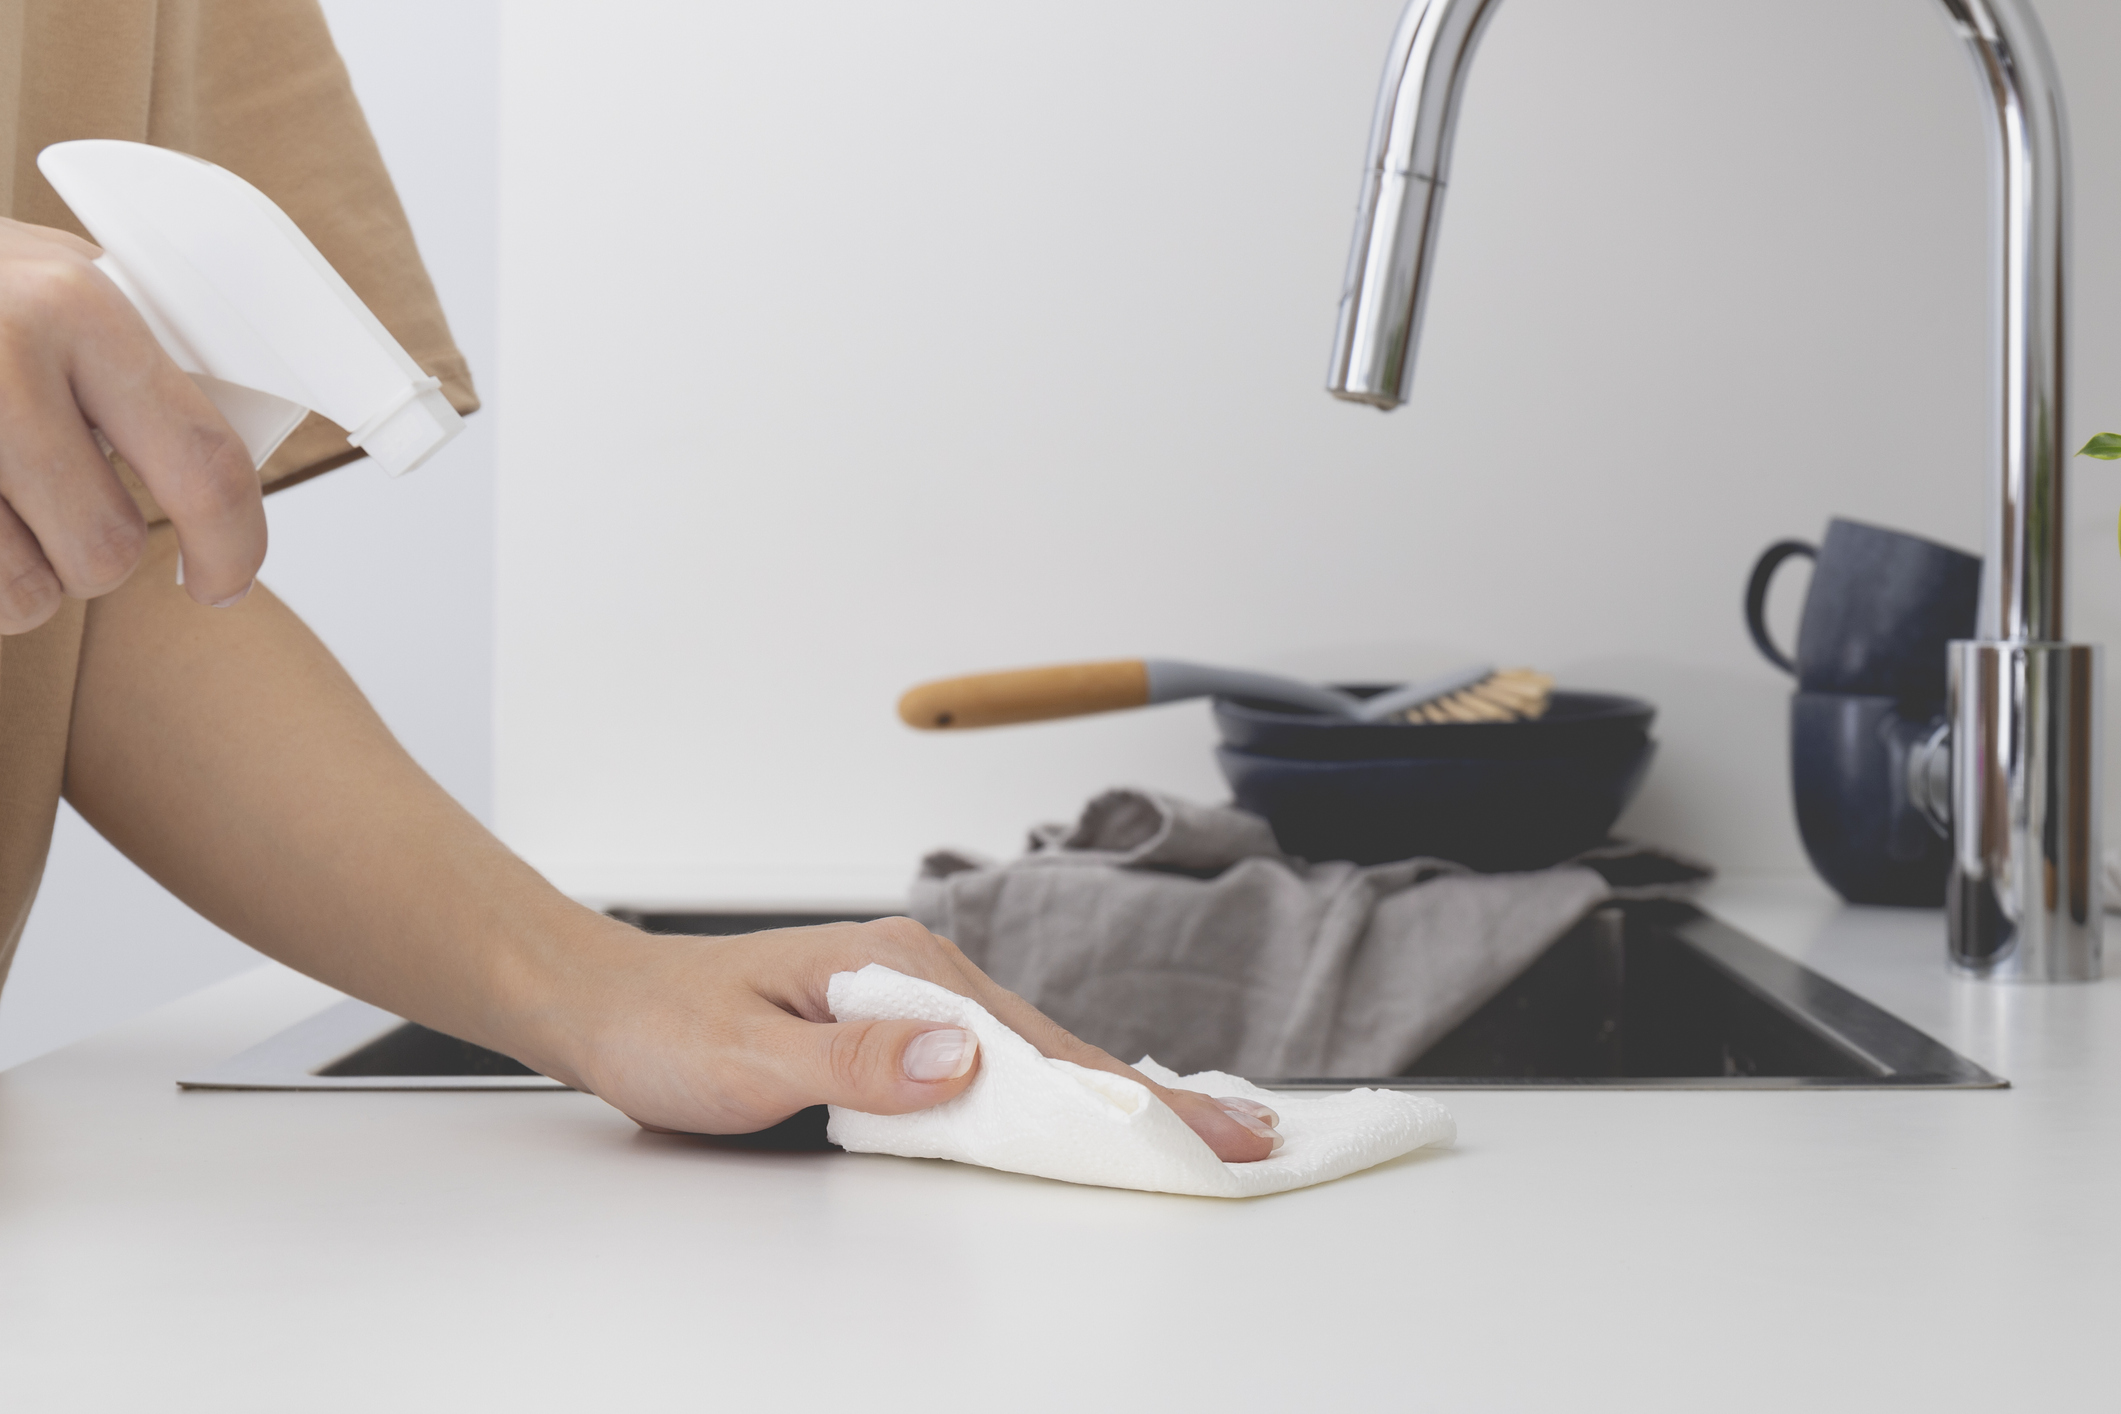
[3, 876, 2117, 1413]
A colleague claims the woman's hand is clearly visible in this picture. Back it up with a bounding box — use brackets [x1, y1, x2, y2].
[526, 916, 1285, 1163]
[0, 217, 264, 632]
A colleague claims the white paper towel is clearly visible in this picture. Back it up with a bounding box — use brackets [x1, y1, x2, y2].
[824, 965, 1455, 1198]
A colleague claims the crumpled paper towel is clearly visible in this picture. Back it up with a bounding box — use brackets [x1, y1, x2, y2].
[824, 964, 1455, 1198]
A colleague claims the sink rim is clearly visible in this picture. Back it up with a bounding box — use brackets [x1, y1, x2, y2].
[178, 903, 2006, 1094]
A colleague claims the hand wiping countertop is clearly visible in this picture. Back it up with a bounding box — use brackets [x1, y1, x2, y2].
[824, 965, 1455, 1196]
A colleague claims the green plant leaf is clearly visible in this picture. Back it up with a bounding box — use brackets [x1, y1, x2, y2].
[2078, 432, 2121, 459]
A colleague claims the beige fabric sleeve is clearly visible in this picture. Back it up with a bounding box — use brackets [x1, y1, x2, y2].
[125, 0, 481, 511]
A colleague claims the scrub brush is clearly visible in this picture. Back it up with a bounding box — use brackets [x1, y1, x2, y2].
[895, 659, 1555, 729]
[1397, 667, 1553, 724]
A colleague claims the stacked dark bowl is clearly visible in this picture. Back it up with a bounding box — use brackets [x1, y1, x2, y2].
[1212, 688, 1658, 871]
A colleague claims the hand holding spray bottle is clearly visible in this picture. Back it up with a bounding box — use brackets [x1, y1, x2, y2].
[37, 140, 462, 481]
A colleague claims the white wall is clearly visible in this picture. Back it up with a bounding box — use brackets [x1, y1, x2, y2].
[10, 0, 2121, 1067]
[494, 0, 2121, 906]
[0, 1, 499, 1071]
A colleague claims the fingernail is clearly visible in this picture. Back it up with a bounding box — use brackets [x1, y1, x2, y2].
[174, 552, 184, 587]
[209, 581, 253, 610]
[1217, 1097, 1280, 1128]
[1215, 1099, 1285, 1149]
[902, 1028, 978, 1082]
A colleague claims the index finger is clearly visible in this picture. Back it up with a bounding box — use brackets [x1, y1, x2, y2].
[64, 268, 265, 607]
[943, 967, 1284, 1161]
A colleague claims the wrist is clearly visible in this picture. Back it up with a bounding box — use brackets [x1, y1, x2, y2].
[473, 895, 643, 1091]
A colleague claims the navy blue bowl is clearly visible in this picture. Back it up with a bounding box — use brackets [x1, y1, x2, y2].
[1213, 687, 1656, 763]
[1215, 734, 1658, 871]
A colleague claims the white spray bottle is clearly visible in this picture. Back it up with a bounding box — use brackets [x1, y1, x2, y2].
[35, 139, 463, 477]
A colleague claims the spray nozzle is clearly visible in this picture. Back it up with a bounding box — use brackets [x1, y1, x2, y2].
[36, 139, 463, 477]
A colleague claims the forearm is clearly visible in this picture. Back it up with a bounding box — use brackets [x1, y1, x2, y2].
[64, 524, 605, 1069]
[63, 526, 1281, 1157]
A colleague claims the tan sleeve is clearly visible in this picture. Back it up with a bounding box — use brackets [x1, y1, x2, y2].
[120, 0, 480, 513]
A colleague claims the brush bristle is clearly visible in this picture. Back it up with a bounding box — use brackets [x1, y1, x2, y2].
[1398, 668, 1552, 724]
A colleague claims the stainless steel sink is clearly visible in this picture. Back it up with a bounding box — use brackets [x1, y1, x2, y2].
[1278, 901, 2003, 1091]
[180, 902, 2001, 1108]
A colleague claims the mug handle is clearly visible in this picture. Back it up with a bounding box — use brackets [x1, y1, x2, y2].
[1744, 539, 1816, 676]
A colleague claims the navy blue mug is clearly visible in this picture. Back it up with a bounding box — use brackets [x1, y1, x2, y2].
[1747, 520, 1977, 906]
[1746, 518, 1981, 710]
[1788, 693, 1951, 906]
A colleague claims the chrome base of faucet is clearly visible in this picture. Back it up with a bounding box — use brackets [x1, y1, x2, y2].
[1947, 641, 2104, 982]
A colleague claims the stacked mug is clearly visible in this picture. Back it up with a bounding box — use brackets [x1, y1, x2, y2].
[1745, 519, 1982, 906]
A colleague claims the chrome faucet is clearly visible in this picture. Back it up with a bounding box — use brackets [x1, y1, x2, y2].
[1329, 0, 2101, 980]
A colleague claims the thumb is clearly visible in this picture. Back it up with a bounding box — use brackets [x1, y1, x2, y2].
[785, 1015, 981, 1115]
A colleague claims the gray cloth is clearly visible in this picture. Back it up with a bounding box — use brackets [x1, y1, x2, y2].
[911, 789, 1708, 1079]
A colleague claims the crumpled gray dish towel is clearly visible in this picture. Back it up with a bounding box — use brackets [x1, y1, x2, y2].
[911, 789, 1710, 1080]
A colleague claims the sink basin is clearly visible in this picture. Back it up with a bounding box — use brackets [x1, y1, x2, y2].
[180, 902, 2001, 1102]
[1280, 901, 2002, 1090]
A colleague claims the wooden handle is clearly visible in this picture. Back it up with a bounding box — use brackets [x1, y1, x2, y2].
[898, 660, 1151, 730]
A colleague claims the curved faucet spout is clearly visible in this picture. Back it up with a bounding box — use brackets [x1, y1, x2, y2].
[1328, 0, 2068, 644]
[1326, 0, 1503, 413]
[1325, 0, 2098, 979]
